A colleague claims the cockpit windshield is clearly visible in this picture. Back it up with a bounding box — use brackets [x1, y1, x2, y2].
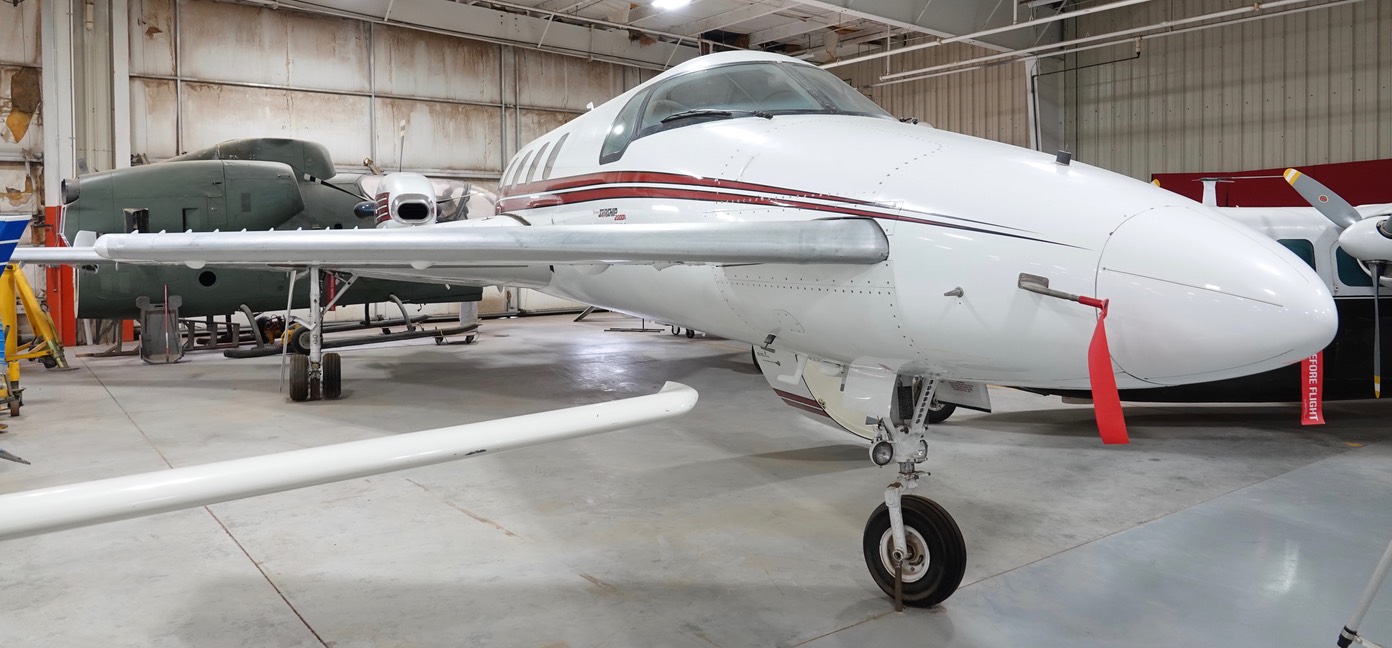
[640, 64, 819, 132]
[636, 62, 890, 137]
[783, 64, 893, 118]
[599, 61, 893, 163]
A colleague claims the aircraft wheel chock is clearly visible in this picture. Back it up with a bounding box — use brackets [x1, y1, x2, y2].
[862, 495, 966, 608]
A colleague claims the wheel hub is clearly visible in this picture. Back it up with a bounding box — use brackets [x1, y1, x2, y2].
[879, 526, 931, 583]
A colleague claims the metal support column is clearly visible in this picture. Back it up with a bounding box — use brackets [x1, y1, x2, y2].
[40, 0, 79, 347]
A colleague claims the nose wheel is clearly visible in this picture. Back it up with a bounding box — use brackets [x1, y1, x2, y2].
[863, 493, 965, 608]
[862, 376, 967, 609]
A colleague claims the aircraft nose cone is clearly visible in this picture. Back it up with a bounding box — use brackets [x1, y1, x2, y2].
[1097, 206, 1337, 386]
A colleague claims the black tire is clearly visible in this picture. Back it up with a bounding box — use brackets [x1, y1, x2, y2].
[7, 399, 18, 417]
[289, 327, 310, 355]
[289, 354, 310, 402]
[927, 401, 957, 424]
[862, 495, 966, 608]
[686, 328, 695, 339]
[322, 352, 342, 400]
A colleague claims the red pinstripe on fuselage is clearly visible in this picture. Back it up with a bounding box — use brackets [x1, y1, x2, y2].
[497, 170, 1067, 246]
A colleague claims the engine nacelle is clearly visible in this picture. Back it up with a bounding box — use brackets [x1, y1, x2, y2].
[61, 160, 304, 236]
[363, 172, 437, 228]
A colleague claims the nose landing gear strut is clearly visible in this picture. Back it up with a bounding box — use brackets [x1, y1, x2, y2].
[864, 378, 967, 609]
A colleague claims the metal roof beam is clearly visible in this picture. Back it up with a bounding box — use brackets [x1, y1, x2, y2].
[747, 14, 844, 46]
[251, 0, 701, 70]
[534, 0, 602, 13]
[628, 0, 722, 27]
[782, 0, 1063, 51]
[672, 0, 797, 36]
[794, 25, 906, 63]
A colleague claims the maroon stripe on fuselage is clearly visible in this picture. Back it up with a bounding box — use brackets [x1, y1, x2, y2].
[497, 171, 1072, 247]
[498, 186, 887, 220]
[504, 171, 881, 208]
[496, 184, 1040, 239]
[773, 388, 822, 409]
[781, 398, 832, 418]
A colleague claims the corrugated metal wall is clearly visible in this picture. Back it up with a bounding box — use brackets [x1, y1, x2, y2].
[127, 0, 652, 187]
[839, 42, 1031, 147]
[0, 2, 42, 214]
[1061, 0, 1392, 179]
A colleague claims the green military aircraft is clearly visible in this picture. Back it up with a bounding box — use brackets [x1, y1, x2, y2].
[58, 138, 486, 322]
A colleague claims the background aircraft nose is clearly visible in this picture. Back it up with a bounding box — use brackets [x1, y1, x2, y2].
[1097, 206, 1337, 386]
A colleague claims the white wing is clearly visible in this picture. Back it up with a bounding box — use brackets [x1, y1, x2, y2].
[12, 218, 889, 268]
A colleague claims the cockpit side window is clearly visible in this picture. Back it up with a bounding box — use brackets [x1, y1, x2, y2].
[511, 150, 535, 188]
[599, 88, 652, 165]
[542, 133, 569, 180]
[527, 142, 550, 184]
[500, 158, 518, 187]
[1335, 247, 1373, 287]
[1277, 239, 1316, 270]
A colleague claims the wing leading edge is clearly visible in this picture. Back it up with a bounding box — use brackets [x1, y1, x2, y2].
[13, 219, 890, 268]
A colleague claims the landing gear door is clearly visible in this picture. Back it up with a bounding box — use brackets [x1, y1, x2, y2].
[935, 380, 991, 413]
[753, 345, 807, 388]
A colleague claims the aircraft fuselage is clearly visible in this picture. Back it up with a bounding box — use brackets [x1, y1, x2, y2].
[486, 104, 1334, 392]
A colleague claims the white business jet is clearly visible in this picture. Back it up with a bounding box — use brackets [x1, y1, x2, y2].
[12, 51, 1336, 608]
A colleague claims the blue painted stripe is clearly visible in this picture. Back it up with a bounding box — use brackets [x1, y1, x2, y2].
[0, 219, 30, 264]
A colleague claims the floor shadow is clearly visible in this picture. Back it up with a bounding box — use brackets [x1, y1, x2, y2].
[173, 574, 893, 648]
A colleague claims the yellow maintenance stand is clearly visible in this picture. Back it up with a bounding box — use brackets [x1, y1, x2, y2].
[0, 263, 68, 416]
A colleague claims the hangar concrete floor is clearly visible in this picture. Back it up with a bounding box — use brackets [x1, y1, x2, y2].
[1, 312, 1390, 647]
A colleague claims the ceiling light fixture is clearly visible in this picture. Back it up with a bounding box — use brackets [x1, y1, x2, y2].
[652, 0, 690, 10]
